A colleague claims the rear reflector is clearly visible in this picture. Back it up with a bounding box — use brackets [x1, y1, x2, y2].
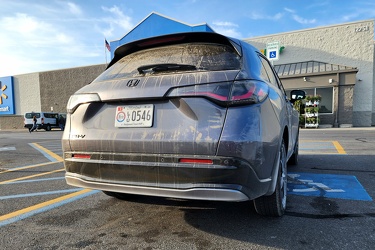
[179, 158, 213, 164]
[72, 154, 91, 159]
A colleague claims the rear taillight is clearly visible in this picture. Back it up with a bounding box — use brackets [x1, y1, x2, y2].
[67, 93, 101, 113]
[167, 80, 268, 106]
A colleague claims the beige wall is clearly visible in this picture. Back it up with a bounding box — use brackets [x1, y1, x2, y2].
[13, 72, 41, 115]
[39, 64, 106, 113]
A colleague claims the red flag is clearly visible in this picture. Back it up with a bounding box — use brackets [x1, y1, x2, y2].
[105, 39, 111, 52]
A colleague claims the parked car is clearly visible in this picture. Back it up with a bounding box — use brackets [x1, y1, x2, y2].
[24, 112, 60, 131]
[62, 32, 305, 217]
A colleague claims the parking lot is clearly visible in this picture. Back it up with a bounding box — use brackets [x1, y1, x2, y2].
[0, 128, 374, 249]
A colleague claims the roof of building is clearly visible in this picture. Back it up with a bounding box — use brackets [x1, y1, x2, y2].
[274, 60, 358, 78]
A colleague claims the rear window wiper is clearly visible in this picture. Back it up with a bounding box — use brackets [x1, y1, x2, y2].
[137, 63, 197, 74]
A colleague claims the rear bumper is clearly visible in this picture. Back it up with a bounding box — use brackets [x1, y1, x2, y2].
[63, 152, 273, 201]
[66, 174, 249, 201]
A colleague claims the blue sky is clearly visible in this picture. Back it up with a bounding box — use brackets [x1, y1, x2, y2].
[0, 0, 374, 77]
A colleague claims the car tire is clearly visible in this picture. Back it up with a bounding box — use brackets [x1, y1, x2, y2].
[253, 139, 287, 217]
[102, 191, 136, 200]
[288, 133, 299, 165]
[45, 124, 51, 131]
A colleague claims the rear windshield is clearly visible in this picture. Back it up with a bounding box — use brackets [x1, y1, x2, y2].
[25, 113, 40, 118]
[96, 43, 241, 81]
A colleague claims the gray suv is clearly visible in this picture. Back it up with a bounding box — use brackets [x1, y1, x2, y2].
[62, 32, 305, 217]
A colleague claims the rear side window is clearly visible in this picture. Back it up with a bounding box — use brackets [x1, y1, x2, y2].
[258, 56, 287, 95]
[44, 113, 58, 118]
[25, 113, 40, 118]
[96, 43, 241, 81]
[259, 56, 279, 87]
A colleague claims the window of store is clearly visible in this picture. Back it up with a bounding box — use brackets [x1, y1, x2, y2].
[287, 87, 333, 113]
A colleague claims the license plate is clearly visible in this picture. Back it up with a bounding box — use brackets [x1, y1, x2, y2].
[115, 104, 154, 127]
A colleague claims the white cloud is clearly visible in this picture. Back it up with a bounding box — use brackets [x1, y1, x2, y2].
[67, 2, 82, 16]
[305, 1, 330, 10]
[283, 7, 316, 25]
[340, 6, 375, 22]
[212, 21, 242, 38]
[248, 12, 284, 21]
[0, 9, 100, 76]
[2, 13, 44, 34]
[284, 8, 295, 14]
[212, 21, 238, 28]
[292, 15, 316, 25]
[100, 5, 133, 38]
[55, 33, 73, 44]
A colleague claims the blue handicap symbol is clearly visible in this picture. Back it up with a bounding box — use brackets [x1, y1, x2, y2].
[287, 172, 372, 201]
[269, 51, 276, 58]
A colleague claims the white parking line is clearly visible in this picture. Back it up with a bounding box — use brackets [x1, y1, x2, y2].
[0, 147, 16, 151]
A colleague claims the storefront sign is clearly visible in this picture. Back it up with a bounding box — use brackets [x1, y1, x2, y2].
[0, 76, 15, 115]
[266, 41, 280, 61]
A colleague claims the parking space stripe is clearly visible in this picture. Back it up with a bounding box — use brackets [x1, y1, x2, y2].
[300, 140, 346, 154]
[0, 147, 16, 151]
[29, 143, 63, 162]
[1, 177, 65, 184]
[0, 189, 99, 227]
[332, 140, 346, 154]
[0, 161, 58, 174]
[0, 169, 64, 184]
[0, 188, 83, 200]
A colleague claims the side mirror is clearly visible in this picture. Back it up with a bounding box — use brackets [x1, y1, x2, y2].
[290, 90, 306, 103]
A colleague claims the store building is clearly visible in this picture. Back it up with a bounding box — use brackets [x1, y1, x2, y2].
[0, 65, 106, 130]
[246, 20, 374, 127]
[0, 13, 373, 129]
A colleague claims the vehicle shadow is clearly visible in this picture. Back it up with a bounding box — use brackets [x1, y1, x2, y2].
[99, 153, 375, 248]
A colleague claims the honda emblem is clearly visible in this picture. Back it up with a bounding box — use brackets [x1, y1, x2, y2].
[126, 79, 140, 87]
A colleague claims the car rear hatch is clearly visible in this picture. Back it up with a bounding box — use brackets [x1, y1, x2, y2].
[66, 33, 249, 156]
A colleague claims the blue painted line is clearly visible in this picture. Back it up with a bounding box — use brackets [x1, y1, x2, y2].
[300, 142, 336, 150]
[0, 190, 100, 227]
[300, 146, 336, 149]
[300, 148, 335, 151]
[2, 177, 65, 184]
[0, 188, 83, 200]
[28, 143, 58, 162]
[301, 146, 336, 149]
[288, 172, 373, 201]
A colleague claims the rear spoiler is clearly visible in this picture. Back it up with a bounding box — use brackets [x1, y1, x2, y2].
[107, 32, 242, 69]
